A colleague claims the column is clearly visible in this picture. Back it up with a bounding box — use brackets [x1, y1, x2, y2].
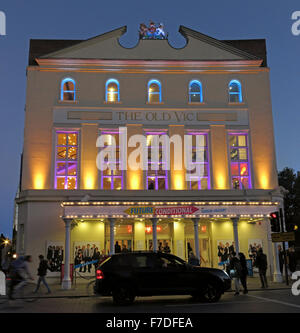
[134, 220, 145, 251]
[152, 218, 158, 252]
[192, 218, 200, 262]
[173, 220, 185, 260]
[109, 218, 115, 255]
[62, 218, 72, 290]
[231, 217, 240, 254]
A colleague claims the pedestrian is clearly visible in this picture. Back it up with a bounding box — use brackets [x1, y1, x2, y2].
[287, 246, 297, 275]
[115, 241, 121, 253]
[92, 248, 101, 272]
[8, 255, 34, 300]
[238, 252, 248, 294]
[121, 244, 129, 253]
[188, 252, 200, 266]
[277, 244, 285, 276]
[254, 248, 268, 288]
[187, 243, 193, 257]
[163, 242, 171, 254]
[229, 251, 242, 295]
[33, 255, 51, 294]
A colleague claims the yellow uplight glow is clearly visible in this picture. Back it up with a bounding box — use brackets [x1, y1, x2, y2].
[216, 174, 226, 189]
[84, 173, 95, 189]
[260, 173, 269, 189]
[34, 173, 45, 189]
[129, 174, 141, 190]
[174, 174, 184, 190]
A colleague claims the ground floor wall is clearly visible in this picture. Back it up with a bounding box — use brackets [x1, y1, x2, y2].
[16, 200, 280, 283]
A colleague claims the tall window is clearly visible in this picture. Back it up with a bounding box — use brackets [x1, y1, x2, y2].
[55, 131, 78, 189]
[100, 129, 123, 190]
[228, 80, 242, 103]
[105, 79, 120, 103]
[148, 80, 162, 103]
[61, 78, 76, 101]
[189, 80, 203, 103]
[229, 133, 251, 189]
[146, 130, 168, 190]
[185, 131, 210, 190]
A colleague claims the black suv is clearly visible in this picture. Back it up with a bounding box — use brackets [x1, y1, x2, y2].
[94, 251, 231, 305]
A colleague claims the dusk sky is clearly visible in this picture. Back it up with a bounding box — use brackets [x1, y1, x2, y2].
[0, 1, 299, 238]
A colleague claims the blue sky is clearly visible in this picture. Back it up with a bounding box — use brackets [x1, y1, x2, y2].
[0, 0, 299, 237]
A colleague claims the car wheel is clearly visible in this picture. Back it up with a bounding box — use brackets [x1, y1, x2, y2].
[112, 286, 135, 305]
[199, 283, 222, 303]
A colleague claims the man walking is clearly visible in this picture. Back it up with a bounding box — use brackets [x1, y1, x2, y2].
[33, 255, 51, 294]
[255, 248, 268, 288]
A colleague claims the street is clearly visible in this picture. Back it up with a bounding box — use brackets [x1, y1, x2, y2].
[0, 289, 299, 313]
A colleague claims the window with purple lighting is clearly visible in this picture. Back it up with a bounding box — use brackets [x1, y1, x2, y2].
[100, 129, 123, 190]
[185, 131, 210, 190]
[55, 131, 78, 189]
[229, 133, 251, 189]
[145, 130, 168, 190]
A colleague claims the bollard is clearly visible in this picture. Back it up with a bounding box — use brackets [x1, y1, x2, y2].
[0, 271, 6, 296]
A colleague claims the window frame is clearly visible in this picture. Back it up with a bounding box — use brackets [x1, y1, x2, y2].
[105, 79, 120, 103]
[54, 130, 79, 190]
[228, 80, 243, 103]
[145, 129, 169, 190]
[99, 128, 124, 190]
[60, 78, 76, 101]
[228, 131, 252, 190]
[147, 79, 162, 104]
[185, 131, 211, 190]
[188, 80, 203, 103]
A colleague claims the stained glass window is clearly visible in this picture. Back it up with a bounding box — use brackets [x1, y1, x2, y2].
[99, 129, 123, 190]
[55, 131, 78, 189]
[146, 131, 168, 190]
[229, 133, 251, 189]
[186, 132, 210, 190]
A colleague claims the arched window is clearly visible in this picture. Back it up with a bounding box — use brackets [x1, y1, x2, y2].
[61, 78, 76, 101]
[148, 80, 162, 103]
[106, 79, 120, 103]
[229, 80, 242, 103]
[189, 80, 203, 103]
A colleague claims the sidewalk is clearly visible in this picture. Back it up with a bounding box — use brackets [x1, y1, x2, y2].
[1, 275, 292, 300]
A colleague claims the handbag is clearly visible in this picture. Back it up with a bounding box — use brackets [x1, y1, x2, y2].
[230, 269, 237, 278]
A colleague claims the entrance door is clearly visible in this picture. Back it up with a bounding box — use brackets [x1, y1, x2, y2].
[186, 238, 210, 267]
[146, 238, 173, 253]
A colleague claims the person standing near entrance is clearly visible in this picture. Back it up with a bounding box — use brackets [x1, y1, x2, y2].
[163, 242, 171, 254]
[277, 244, 285, 276]
[83, 244, 92, 273]
[115, 241, 121, 253]
[255, 248, 268, 288]
[33, 255, 51, 294]
[287, 246, 297, 276]
[229, 252, 242, 295]
[238, 252, 248, 294]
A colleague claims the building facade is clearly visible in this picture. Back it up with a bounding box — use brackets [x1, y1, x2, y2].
[16, 25, 283, 288]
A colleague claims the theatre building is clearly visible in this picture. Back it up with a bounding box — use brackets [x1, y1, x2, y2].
[16, 24, 284, 288]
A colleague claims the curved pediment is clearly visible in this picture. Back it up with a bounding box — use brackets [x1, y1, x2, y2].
[39, 25, 260, 63]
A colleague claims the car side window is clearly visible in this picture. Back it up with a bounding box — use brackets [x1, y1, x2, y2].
[113, 255, 132, 267]
[158, 256, 182, 268]
[132, 255, 156, 268]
